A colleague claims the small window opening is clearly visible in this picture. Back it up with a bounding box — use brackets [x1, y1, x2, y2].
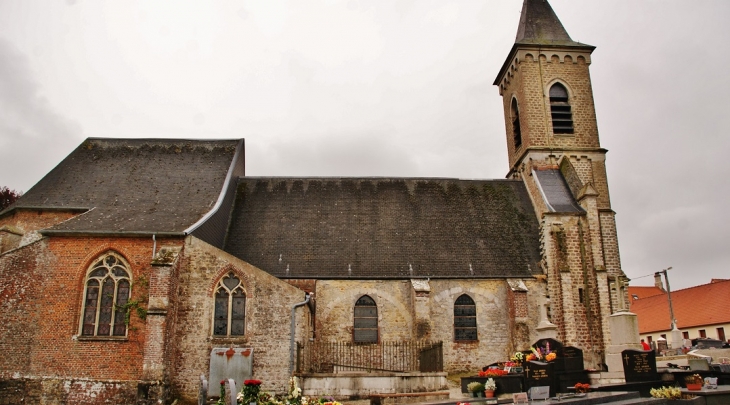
[454, 294, 477, 341]
[549, 83, 574, 134]
[511, 98, 522, 148]
[353, 295, 378, 343]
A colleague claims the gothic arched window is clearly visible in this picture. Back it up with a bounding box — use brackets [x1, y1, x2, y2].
[549, 83, 574, 134]
[511, 98, 522, 148]
[81, 252, 131, 337]
[454, 294, 477, 341]
[213, 272, 246, 336]
[353, 295, 378, 343]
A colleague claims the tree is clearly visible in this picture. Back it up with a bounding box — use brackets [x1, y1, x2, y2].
[0, 187, 22, 210]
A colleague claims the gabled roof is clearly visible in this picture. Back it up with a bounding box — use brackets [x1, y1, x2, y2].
[224, 178, 542, 279]
[1, 138, 243, 236]
[630, 279, 730, 334]
[515, 0, 592, 47]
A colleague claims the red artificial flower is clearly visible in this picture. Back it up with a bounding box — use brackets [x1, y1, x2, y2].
[244, 379, 262, 386]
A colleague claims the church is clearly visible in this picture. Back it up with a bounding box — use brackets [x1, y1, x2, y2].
[0, 1, 629, 403]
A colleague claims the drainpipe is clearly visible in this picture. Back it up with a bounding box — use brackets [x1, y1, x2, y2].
[290, 293, 311, 376]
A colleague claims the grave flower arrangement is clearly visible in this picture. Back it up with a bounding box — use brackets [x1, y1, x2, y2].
[467, 382, 484, 397]
[649, 386, 681, 400]
[510, 351, 525, 365]
[240, 379, 263, 404]
[574, 383, 590, 394]
[478, 368, 508, 377]
[528, 344, 557, 362]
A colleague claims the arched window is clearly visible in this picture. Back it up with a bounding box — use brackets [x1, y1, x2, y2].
[353, 295, 378, 343]
[213, 272, 246, 336]
[454, 294, 477, 341]
[549, 83, 574, 134]
[81, 252, 131, 337]
[511, 98, 522, 148]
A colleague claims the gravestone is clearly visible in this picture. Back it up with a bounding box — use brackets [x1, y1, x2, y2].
[558, 346, 589, 392]
[525, 361, 557, 397]
[225, 379, 237, 405]
[198, 375, 208, 405]
[532, 338, 564, 371]
[562, 346, 584, 371]
[208, 347, 254, 396]
[622, 349, 658, 382]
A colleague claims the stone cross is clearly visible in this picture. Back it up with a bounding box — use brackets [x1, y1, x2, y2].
[615, 277, 628, 311]
[536, 293, 556, 330]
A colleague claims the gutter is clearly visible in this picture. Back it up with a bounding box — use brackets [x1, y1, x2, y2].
[39, 230, 185, 238]
[290, 293, 311, 376]
[184, 139, 245, 235]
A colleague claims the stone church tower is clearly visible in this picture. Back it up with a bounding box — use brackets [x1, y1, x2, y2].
[494, 0, 628, 368]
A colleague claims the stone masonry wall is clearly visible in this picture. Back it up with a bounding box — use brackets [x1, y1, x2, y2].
[313, 279, 545, 375]
[169, 237, 309, 404]
[501, 52, 600, 171]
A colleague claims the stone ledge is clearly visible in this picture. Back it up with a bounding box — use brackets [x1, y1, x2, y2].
[370, 391, 450, 405]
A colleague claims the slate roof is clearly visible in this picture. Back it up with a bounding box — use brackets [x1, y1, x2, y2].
[515, 0, 592, 48]
[224, 178, 542, 279]
[533, 169, 584, 213]
[1, 138, 242, 235]
[630, 279, 730, 334]
[494, 0, 594, 86]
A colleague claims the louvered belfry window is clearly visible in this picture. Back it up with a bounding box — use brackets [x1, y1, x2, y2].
[454, 294, 477, 341]
[549, 83, 574, 134]
[81, 252, 131, 337]
[511, 98, 522, 148]
[353, 295, 378, 343]
[213, 272, 246, 336]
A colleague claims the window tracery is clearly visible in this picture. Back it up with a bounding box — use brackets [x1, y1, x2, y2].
[81, 252, 131, 337]
[213, 272, 246, 336]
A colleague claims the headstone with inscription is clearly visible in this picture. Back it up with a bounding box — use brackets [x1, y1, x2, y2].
[525, 361, 557, 397]
[562, 346, 584, 371]
[557, 346, 589, 392]
[622, 349, 658, 382]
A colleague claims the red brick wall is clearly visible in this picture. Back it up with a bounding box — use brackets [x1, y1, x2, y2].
[0, 234, 184, 403]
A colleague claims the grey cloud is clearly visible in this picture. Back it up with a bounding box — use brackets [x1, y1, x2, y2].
[0, 38, 82, 192]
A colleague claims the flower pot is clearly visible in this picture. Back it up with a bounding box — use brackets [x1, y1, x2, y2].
[686, 383, 702, 391]
[484, 390, 495, 398]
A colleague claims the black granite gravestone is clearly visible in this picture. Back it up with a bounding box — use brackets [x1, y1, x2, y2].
[525, 361, 557, 397]
[562, 346, 584, 372]
[622, 349, 658, 382]
[557, 346, 589, 392]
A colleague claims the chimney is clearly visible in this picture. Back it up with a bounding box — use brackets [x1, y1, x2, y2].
[654, 273, 666, 292]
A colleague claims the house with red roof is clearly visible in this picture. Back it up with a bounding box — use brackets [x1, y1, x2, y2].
[629, 278, 730, 345]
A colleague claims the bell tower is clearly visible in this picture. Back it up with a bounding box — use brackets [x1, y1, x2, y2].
[494, 0, 628, 369]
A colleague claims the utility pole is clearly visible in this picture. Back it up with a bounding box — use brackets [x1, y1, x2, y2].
[656, 267, 681, 351]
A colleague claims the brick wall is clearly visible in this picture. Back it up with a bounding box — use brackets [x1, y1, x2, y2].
[0, 234, 185, 403]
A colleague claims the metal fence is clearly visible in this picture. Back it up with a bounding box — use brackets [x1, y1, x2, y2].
[296, 340, 443, 374]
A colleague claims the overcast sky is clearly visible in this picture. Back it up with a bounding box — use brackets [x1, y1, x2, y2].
[1, 0, 728, 291]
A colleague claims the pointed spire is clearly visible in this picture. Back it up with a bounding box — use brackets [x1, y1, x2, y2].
[514, 0, 589, 47]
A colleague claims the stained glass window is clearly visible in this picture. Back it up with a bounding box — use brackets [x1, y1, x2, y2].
[213, 272, 246, 337]
[81, 252, 131, 337]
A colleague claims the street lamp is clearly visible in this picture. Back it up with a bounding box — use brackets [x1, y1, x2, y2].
[655, 267, 681, 350]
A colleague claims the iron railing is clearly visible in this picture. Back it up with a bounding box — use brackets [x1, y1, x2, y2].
[296, 340, 443, 374]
